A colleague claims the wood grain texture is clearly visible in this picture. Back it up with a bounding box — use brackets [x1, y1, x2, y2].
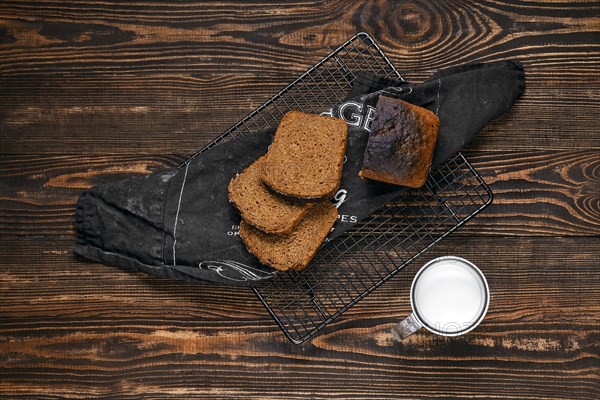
[1, 150, 598, 236]
[1, 0, 599, 154]
[1, 236, 599, 399]
[1, 1, 599, 399]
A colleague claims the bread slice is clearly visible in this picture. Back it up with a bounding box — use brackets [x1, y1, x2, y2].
[228, 155, 314, 235]
[261, 111, 348, 200]
[359, 96, 439, 188]
[239, 200, 338, 271]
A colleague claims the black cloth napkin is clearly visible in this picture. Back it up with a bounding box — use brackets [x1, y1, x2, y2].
[74, 60, 525, 285]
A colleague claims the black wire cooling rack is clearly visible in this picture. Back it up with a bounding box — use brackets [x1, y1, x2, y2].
[195, 32, 493, 344]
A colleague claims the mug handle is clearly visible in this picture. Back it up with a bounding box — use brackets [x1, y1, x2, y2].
[391, 313, 423, 342]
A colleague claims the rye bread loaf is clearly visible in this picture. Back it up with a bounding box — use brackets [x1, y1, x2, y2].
[239, 200, 338, 271]
[228, 155, 314, 234]
[359, 96, 440, 188]
[261, 111, 348, 200]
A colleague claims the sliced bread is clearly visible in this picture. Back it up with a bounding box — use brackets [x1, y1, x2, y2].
[239, 200, 338, 271]
[359, 96, 440, 188]
[261, 111, 348, 200]
[228, 155, 314, 235]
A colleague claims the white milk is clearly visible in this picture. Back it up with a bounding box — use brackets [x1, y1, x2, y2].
[412, 259, 488, 334]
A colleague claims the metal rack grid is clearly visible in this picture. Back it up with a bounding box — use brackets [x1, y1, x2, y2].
[186, 32, 401, 163]
[191, 32, 492, 343]
[253, 153, 492, 343]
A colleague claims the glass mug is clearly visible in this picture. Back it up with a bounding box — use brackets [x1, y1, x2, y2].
[392, 256, 490, 341]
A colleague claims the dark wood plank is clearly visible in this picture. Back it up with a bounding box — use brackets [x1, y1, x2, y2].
[465, 149, 600, 236]
[1, 150, 598, 237]
[1, 1, 599, 399]
[1, 1, 599, 154]
[1, 235, 598, 323]
[1, 236, 598, 399]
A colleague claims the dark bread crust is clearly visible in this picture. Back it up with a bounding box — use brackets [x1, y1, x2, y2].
[228, 155, 314, 235]
[239, 200, 338, 272]
[261, 111, 348, 200]
[359, 96, 439, 188]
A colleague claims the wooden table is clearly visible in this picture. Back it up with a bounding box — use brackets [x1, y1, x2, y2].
[1, 1, 598, 399]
